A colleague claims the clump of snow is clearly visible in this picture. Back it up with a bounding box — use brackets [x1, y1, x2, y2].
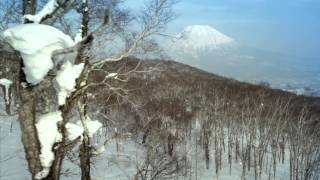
[35, 169, 50, 180]
[106, 73, 118, 79]
[3, 24, 76, 84]
[66, 117, 102, 141]
[0, 78, 13, 86]
[66, 122, 84, 141]
[84, 117, 103, 138]
[24, 0, 58, 23]
[74, 31, 83, 44]
[56, 61, 84, 105]
[35, 111, 63, 179]
[0, 78, 13, 104]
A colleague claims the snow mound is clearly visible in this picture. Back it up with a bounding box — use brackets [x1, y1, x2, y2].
[3, 24, 76, 84]
[56, 61, 84, 105]
[35, 111, 63, 179]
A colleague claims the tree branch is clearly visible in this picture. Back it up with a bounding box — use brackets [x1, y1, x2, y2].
[40, 0, 76, 25]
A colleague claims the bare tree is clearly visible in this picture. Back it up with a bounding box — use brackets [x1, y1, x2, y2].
[0, 0, 176, 179]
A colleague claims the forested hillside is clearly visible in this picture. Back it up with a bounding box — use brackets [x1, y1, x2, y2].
[83, 57, 320, 179]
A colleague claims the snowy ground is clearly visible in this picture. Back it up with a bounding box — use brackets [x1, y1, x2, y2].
[0, 114, 294, 180]
[0, 115, 29, 180]
[0, 93, 315, 180]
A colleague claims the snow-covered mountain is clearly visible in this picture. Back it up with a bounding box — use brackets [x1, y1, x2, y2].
[167, 25, 237, 60]
[176, 25, 235, 51]
[165, 25, 320, 97]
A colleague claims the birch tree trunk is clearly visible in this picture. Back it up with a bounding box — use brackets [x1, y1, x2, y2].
[0, 39, 43, 179]
[17, 1, 77, 179]
[17, 1, 44, 179]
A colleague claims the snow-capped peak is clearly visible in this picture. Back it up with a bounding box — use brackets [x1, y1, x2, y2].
[177, 25, 235, 51]
[166, 25, 236, 60]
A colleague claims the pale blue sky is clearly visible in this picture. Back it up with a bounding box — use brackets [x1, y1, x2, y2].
[126, 0, 320, 58]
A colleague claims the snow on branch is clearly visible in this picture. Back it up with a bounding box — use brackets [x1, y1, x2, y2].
[81, 116, 102, 138]
[41, 0, 77, 25]
[56, 61, 84, 105]
[66, 117, 102, 141]
[3, 24, 76, 85]
[0, 78, 12, 105]
[24, 0, 58, 23]
[35, 111, 63, 179]
[66, 122, 84, 141]
[65, 106, 102, 142]
[105, 72, 118, 79]
[22, 0, 76, 25]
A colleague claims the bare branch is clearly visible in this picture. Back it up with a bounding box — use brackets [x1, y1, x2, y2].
[91, 0, 176, 67]
[40, 0, 77, 25]
[23, 0, 37, 15]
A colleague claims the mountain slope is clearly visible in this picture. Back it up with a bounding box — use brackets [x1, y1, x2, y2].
[91, 57, 320, 137]
[101, 58, 320, 118]
[164, 25, 320, 95]
[86, 58, 320, 179]
[1, 55, 320, 179]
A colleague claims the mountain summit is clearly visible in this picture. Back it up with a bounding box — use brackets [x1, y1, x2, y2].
[178, 25, 235, 49]
[167, 25, 236, 60]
